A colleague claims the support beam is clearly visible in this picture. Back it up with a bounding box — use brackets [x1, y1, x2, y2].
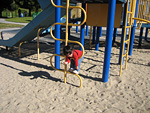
[80, 3, 86, 51]
[55, 0, 61, 69]
[102, 0, 116, 82]
[92, 26, 96, 44]
[138, 27, 144, 47]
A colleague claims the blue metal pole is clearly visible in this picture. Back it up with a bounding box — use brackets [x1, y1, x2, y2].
[55, 0, 61, 69]
[68, 9, 71, 39]
[145, 28, 149, 40]
[76, 21, 78, 33]
[119, 2, 127, 64]
[113, 28, 117, 45]
[102, 0, 116, 82]
[86, 25, 88, 36]
[92, 26, 96, 44]
[100, 27, 102, 37]
[129, 0, 139, 55]
[95, 27, 100, 51]
[115, 28, 117, 37]
[80, 3, 86, 50]
[138, 27, 144, 47]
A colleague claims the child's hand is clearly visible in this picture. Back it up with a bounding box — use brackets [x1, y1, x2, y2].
[63, 62, 68, 65]
[76, 66, 78, 70]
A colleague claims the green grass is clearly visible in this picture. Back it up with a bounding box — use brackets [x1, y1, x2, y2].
[0, 8, 42, 29]
[0, 23, 24, 29]
[2, 8, 42, 18]
[5, 17, 32, 23]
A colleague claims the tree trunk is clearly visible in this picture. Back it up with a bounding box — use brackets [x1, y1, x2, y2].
[29, 8, 31, 17]
[0, 10, 2, 17]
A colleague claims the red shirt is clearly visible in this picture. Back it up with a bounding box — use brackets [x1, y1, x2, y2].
[66, 50, 83, 66]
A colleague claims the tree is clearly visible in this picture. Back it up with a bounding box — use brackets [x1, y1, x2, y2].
[0, 0, 13, 17]
[14, 0, 40, 16]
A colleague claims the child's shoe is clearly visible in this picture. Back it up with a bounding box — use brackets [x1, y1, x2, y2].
[73, 70, 79, 74]
[69, 68, 74, 72]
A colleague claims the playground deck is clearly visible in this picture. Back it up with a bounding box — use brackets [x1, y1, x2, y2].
[63, 0, 126, 3]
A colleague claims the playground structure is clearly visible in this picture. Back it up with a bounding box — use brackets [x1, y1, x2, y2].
[0, 0, 150, 87]
[48, 0, 150, 86]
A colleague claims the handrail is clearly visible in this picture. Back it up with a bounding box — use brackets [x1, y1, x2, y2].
[133, 18, 150, 24]
[19, 41, 24, 57]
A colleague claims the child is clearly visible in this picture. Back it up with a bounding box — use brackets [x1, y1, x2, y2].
[63, 45, 84, 74]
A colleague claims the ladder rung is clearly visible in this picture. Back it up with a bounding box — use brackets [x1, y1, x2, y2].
[123, 52, 128, 57]
[128, 11, 133, 14]
[125, 39, 129, 43]
[126, 26, 131, 28]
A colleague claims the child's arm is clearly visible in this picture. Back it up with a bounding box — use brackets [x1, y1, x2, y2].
[76, 66, 78, 70]
[64, 62, 68, 65]
[63, 57, 70, 65]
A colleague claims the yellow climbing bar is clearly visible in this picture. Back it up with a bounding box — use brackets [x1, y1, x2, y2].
[133, 18, 150, 24]
[49, 0, 86, 88]
[37, 27, 43, 60]
[50, 54, 82, 88]
[19, 41, 24, 57]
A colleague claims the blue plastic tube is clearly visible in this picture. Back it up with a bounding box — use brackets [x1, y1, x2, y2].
[102, 0, 116, 82]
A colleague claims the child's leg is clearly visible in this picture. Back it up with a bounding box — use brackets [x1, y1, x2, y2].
[70, 59, 76, 70]
[77, 56, 84, 71]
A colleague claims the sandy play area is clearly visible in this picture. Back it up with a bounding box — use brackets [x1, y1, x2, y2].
[0, 27, 150, 113]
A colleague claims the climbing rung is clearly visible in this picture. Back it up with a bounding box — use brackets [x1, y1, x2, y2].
[126, 26, 131, 28]
[123, 52, 128, 57]
[125, 39, 129, 43]
[128, 11, 133, 14]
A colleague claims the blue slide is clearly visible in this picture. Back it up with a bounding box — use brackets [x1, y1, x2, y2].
[0, 0, 66, 47]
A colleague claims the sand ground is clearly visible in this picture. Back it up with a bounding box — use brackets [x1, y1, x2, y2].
[0, 27, 150, 113]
